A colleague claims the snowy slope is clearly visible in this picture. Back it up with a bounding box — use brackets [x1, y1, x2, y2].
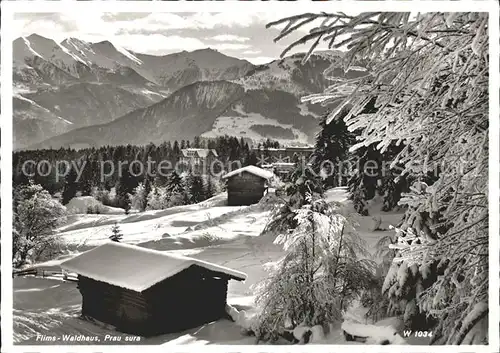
[58, 203, 245, 248]
[65, 196, 124, 215]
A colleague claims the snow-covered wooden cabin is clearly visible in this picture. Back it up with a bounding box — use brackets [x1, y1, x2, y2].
[61, 242, 246, 336]
[222, 165, 274, 206]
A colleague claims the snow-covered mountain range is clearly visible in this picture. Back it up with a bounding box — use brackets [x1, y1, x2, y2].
[13, 33, 364, 150]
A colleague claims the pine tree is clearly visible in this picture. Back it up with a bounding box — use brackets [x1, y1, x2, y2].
[347, 144, 383, 216]
[269, 12, 489, 343]
[254, 182, 375, 341]
[173, 140, 181, 158]
[13, 159, 30, 187]
[109, 223, 123, 242]
[146, 185, 168, 210]
[143, 176, 152, 210]
[34, 162, 60, 196]
[129, 182, 150, 212]
[193, 136, 201, 148]
[79, 156, 94, 196]
[187, 173, 205, 204]
[116, 165, 137, 214]
[348, 141, 408, 215]
[286, 162, 324, 208]
[165, 171, 186, 207]
[130, 176, 153, 212]
[62, 167, 78, 205]
[153, 166, 169, 187]
[166, 171, 183, 194]
[246, 150, 258, 166]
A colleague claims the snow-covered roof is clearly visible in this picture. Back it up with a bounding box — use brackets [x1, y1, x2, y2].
[61, 242, 246, 292]
[221, 165, 274, 180]
[180, 148, 218, 158]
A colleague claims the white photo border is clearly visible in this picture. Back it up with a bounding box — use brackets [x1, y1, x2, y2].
[1, 1, 499, 352]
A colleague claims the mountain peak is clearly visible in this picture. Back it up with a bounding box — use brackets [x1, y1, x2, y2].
[21, 34, 61, 50]
[25, 33, 60, 46]
[26, 33, 48, 40]
[193, 47, 219, 53]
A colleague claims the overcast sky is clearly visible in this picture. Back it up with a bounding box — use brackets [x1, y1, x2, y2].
[13, 12, 335, 64]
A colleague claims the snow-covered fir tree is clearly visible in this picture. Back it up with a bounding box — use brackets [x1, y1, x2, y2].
[141, 176, 152, 212]
[146, 185, 169, 210]
[268, 12, 489, 344]
[166, 171, 183, 194]
[13, 182, 67, 267]
[262, 162, 324, 235]
[165, 171, 186, 207]
[128, 175, 152, 212]
[186, 172, 205, 204]
[254, 173, 375, 342]
[145, 171, 205, 210]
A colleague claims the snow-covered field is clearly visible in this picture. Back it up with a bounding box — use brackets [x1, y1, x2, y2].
[201, 104, 310, 145]
[14, 188, 417, 345]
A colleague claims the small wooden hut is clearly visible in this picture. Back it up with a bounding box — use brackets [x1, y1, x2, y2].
[61, 242, 246, 337]
[222, 165, 274, 206]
